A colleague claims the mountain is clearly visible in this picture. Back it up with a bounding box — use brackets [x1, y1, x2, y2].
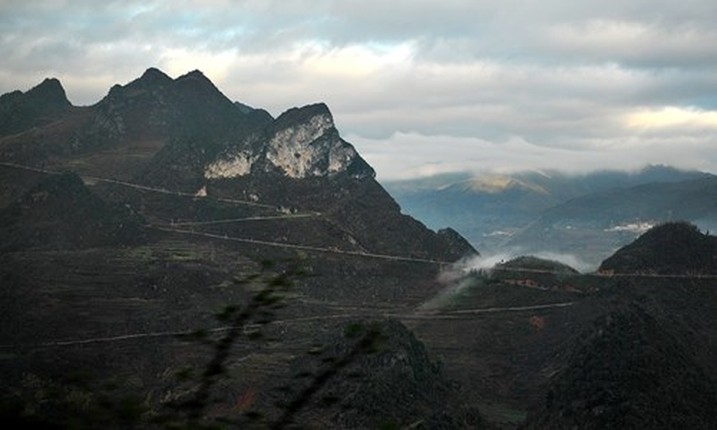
[0, 68, 273, 181]
[598, 222, 717, 275]
[0, 70, 478, 428]
[0, 69, 475, 262]
[383, 166, 710, 255]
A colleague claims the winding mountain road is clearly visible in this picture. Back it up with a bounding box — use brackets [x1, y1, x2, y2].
[167, 213, 319, 226]
[0, 301, 576, 350]
[0, 161, 281, 210]
[149, 225, 447, 265]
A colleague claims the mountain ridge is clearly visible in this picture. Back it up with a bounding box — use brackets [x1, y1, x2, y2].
[0, 68, 476, 262]
[0, 77, 72, 136]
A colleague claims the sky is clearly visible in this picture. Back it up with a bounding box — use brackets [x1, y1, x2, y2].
[2, 0, 717, 180]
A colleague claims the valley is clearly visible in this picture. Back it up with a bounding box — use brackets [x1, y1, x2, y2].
[386, 167, 717, 268]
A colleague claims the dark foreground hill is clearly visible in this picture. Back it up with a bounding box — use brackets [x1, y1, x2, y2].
[599, 221, 717, 275]
[278, 319, 483, 429]
[410, 225, 717, 428]
[524, 297, 717, 429]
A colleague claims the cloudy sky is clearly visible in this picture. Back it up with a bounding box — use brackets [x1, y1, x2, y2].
[2, 1, 717, 180]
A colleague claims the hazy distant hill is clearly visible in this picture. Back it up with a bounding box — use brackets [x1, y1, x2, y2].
[508, 176, 717, 267]
[383, 166, 710, 255]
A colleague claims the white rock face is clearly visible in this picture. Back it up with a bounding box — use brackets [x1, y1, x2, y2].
[204, 110, 360, 180]
[204, 150, 258, 179]
[266, 113, 358, 178]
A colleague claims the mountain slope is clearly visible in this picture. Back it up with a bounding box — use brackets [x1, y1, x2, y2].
[0, 172, 144, 252]
[2, 68, 717, 430]
[0, 69, 480, 428]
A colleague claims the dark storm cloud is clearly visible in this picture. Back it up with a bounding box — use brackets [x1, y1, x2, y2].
[1, 1, 717, 179]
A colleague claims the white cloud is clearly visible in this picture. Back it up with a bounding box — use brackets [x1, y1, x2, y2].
[547, 19, 717, 67]
[625, 106, 717, 130]
[347, 130, 717, 181]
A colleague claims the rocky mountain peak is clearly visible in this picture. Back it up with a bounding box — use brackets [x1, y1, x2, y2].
[204, 102, 373, 180]
[141, 67, 170, 80]
[132, 67, 172, 90]
[182, 69, 208, 79]
[272, 102, 334, 132]
[26, 77, 71, 108]
[174, 69, 217, 91]
[169, 69, 238, 116]
[265, 104, 340, 178]
[0, 77, 72, 136]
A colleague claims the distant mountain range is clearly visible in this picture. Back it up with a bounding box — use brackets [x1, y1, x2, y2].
[384, 166, 716, 267]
